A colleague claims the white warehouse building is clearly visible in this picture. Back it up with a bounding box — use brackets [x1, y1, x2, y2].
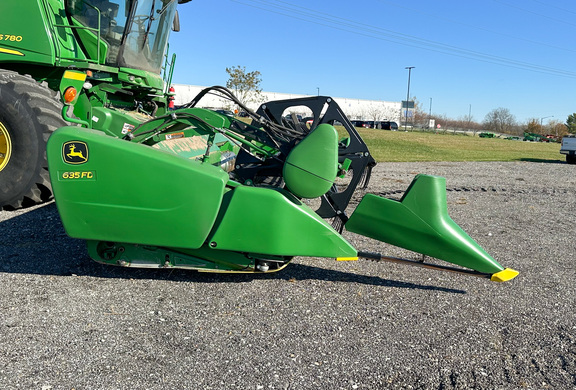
[172, 84, 402, 123]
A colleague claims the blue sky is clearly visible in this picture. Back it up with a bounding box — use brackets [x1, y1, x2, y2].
[170, 0, 576, 125]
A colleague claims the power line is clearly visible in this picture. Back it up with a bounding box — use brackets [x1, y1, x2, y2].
[232, 0, 576, 78]
[527, 0, 576, 16]
[375, 0, 576, 55]
[491, 0, 576, 27]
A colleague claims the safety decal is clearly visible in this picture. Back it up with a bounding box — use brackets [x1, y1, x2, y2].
[63, 141, 88, 165]
[166, 132, 185, 140]
[121, 123, 135, 135]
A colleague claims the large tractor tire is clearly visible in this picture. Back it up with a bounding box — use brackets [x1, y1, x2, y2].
[0, 70, 67, 210]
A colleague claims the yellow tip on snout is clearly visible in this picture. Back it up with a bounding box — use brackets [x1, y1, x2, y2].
[491, 268, 519, 282]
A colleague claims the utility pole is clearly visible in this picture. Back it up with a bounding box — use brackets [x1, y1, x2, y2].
[428, 97, 432, 128]
[540, 116, 553, 127]
[404, 66, 415, 131]
[540, 116, 553, 136]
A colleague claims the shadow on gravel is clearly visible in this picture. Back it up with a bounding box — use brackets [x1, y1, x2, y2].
[0, 203, 465, 294]
[518, 158, 565, 164]
[273, 264, 466, 294]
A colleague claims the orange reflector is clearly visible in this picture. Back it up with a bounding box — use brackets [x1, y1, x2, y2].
[63, 87, 77, 103]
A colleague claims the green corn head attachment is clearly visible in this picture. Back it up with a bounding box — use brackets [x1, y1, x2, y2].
[46, 91, 517, 282]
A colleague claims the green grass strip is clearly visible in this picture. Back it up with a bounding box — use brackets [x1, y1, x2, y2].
[355, 129, 562, 163]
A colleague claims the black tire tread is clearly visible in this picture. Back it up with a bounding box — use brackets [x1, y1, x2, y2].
[0, 69, 67, 209]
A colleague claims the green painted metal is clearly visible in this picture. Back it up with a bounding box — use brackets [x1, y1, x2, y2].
[283, 124, 338, 198]
[88, 106, 141, 136]
[346, 174, 504, 274]
[208, 185, 357, 258]
[47, 126, 229, 248]
[118, 68, 165, 92]
[0, 0, 97, 67]
[47, 124, 356, 262]
[62, 105, 89, 127]
[0, 1, 57, 65]
[69, 16, 107, 64]
[129, 108, 231, 144]
[338, 158, 352, 178]
[127, 107, 274, 165]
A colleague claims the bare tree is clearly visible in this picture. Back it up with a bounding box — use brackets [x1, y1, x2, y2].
[549, 119, 568, 138]
[365, 102, 396, 124]
[350, 107, 368, 121]
[225, 65, 263, 109]
[409, 97, 427, 128]
[381, 106, 399, 122]
[365, 103, 382, 123]
[483, 107, 516, 135]
[525, 118, 541, 134]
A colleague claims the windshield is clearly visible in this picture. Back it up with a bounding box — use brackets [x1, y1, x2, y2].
[66, 0, 177, 74]
[120, 0, 177, 72]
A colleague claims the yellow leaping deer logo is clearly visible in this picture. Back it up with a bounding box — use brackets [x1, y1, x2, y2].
[67, 144, 85, 160]
[63, 141, 88, 164]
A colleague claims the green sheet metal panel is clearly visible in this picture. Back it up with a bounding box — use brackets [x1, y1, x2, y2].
[208, 186, 357, 258]
[47, 126, 229, 248]
[283, 124, 338, 198]
[346, 174, 504, 274]
[0, 0, 87, 66]
[119, 68, 164, 92]
[0, 1, 56, 64]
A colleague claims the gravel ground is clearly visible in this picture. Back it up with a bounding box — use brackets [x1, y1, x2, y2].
[1, 161, 575, 389]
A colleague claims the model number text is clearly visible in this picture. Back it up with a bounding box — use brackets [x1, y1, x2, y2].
[0, 35, 23, 42]
[60, 171, 95, 180]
